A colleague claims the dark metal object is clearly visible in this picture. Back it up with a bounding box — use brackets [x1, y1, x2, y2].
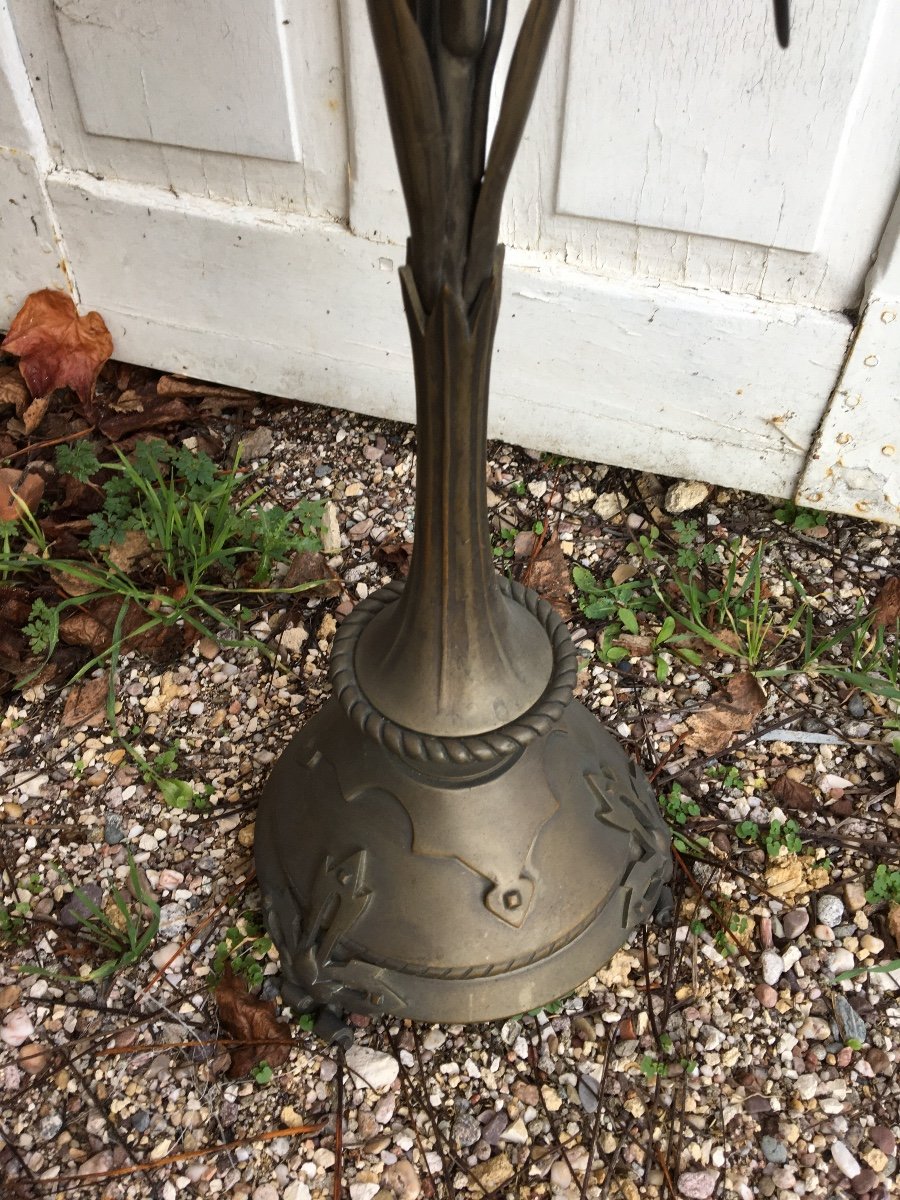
[773, 0, 791, 49]
[258, 0, 782, 1023]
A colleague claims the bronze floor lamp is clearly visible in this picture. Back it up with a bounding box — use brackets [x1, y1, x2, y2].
[256, 0, 789, 1025]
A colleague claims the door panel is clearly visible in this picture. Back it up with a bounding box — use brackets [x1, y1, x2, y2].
[56, 0, 299, 161]
[8, 0, 347, 218]
[557, 0, 878, 253]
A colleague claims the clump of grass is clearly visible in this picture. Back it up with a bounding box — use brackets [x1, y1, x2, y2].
[21, 852, 160, 983]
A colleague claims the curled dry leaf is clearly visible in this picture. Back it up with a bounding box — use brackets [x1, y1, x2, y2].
[872, 576, 900, 628]
[522, 533, 574, 621]
[0, 365, 29, 410]
[374, 535, 415, 579]
[683, 671, 766, 756]
[0, 466, 45, 522]
[61, 673, 110, 729]
[214, 965, 292, 1078]
[770, 773, 816, 813]
[1, 289, 113, 407]
[282, 550, 341, 597]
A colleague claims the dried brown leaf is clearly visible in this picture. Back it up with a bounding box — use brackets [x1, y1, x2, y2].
[62, 674, 109, 728]
[0, 366, 29, 410]
[1, 289, 113, 405]
[99, 398, 192, 440]
[872, 576, 900, 628]
[106, 530, 152, 574]
[523, 534, 574, 621]
[214, 965, 292, 1078]
[374, 536, 415, 579]
[282, 550, 341, 597]
[22, 394, 52, 435]
[770, 773, 816, 813]
[157, 375, 252, 400]
[683, 671, 766, 756]
[0, 467, 45, 522]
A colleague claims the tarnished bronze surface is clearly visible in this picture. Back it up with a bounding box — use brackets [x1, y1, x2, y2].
[257, 0, 681, 1023]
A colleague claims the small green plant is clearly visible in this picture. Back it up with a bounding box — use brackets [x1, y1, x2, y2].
[639, 1053, 667, 1080]
[21, 852, 160, 982]
[773, 501, 828, 531]
[660, 782, 700, 828]
[735, 819, 760, 843]
[212, 911, 273, 990]
[865, 864, 900, 906]
[0, 901, 31, 947]
[492, 526, 517, 560]
[765, 818, 802, 858]
[509, 480, 526, 497]
[251, 1061, 274, 1085]
[2, 440, 326, 717]
[707, 763, 742, 790]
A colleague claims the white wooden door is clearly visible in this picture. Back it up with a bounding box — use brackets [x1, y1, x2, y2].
[2, 0, 899, 519]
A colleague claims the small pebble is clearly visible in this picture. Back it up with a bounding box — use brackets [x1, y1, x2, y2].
[781, 908, 809, 939]
[1, 1009, 35, 1048]
[754, 983, 778, 1008]
[828, 948, 855, 976]
[761, 1136, 787, 1164]
[870, 1127, 896, 1158]
[760, 950, 785, 985]
[816, 894, 845, 928]
[832, 1141, 861, 1179]
[677, 1169, 718, 1198]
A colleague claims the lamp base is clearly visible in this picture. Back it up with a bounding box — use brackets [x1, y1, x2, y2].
[256, 582, 671, 1024]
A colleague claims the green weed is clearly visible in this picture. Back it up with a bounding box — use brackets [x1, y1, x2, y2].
[865, 864, 900, 906]
[21, 852, 160, 983]
[212, 911, 273, 990]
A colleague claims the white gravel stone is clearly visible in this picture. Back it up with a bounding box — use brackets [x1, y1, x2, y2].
[794, 1074, 819, 1100]
[664, 480, 711, 513]
[344, 1044, 400, 1093]
[0, 1009, 34, 1047]
[677, 1169, 718, 1198]
[348, 1186, 380, 1200]
[831, 1141, 861, 1179]
[761, 950, 785, 985]
[816, 894, 845, 928]
[828, 948, 856, 975]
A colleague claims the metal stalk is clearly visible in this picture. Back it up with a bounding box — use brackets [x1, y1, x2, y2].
[256, 0, 672, 1024]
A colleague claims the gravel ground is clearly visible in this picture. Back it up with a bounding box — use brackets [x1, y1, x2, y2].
[1, 395, 898, 1200]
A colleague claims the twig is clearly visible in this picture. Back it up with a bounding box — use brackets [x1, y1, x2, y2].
[45, 1123, 325, 1189]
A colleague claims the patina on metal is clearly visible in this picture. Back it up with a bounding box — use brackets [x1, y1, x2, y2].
[257, 0, 789, 1024]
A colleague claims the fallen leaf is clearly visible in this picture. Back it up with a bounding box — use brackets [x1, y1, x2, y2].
[888, 904, 900, 946]
[22, 394, 52, 435]
[0, 467, 45, 522]
[613, 633, 654, 656]
[611, 563, 639, 585]
[157, 375, 253, 400]
[872, 576, 900, 628]
[98, 398, 192, 440]
[282, 550, 341, 597]
[374, 536, 415, 579]
[1, 289, 113, 406]
[0, 366, 29, 410]
[61, 674, 109, 728]
[770, 773, 816, 813]
[106, 529, 152, 574]
[522, 534, 574, 620]
[683, 671, 766, 756]
[214, 965, 292, 1078]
